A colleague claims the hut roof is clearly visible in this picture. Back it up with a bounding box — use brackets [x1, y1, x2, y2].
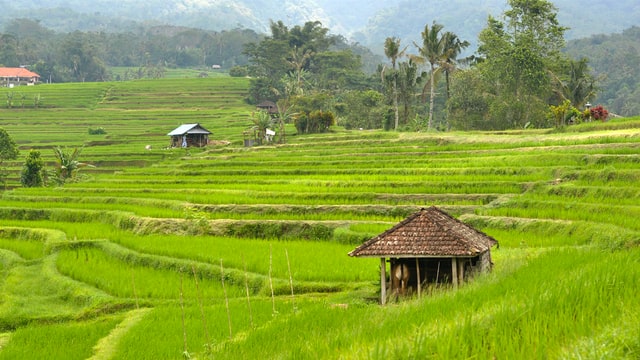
[167, 123, 211, 136]
[0, 67, 40, 78]
[349, 206, 498, 258]
[257, 100, 276, 108]
[256, 100, 278, 113]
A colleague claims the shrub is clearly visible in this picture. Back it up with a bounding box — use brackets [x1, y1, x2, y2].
[590, 105, 609, 121]
[229, 66, 249, 77]
[88, 127, 106, 135]
[20, 149, 45, 187]
[295, 110, 335, 134]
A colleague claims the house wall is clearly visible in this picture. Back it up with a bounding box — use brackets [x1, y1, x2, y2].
[1, 76, 38, 86]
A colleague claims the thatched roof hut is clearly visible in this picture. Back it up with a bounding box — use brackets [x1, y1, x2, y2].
[349, 206, 498, 304]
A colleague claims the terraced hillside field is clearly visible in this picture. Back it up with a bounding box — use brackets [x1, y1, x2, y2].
[0, 79, 639, 359]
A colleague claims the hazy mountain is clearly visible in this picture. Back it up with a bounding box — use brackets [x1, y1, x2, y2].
[360, 0, 640, 52]
[1, 0, 638, 53]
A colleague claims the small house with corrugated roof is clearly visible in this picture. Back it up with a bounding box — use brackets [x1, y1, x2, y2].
[349, 206, 498, 304]
[167, 123, 211, 148]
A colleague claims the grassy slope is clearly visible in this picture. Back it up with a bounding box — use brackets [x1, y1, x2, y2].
[0, 79, 638, 359]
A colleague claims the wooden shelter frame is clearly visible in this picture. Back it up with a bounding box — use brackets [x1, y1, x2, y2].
[349, 207, 497, 305]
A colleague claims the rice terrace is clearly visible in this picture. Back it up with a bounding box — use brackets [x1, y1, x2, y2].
[0, 77, 639, 359]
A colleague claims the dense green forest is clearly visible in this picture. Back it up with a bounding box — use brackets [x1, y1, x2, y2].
[1, 0, 638, 130]
[0, 19, 263, 81]
[0, 18, 381, 80]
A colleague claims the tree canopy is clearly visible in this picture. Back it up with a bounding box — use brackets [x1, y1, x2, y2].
[1, 5, 634, 131]
[0, 128, 18, 162]
[446, 0, 594, 130]
[563, 26, 640, 117]
[243, 20, 375, 105]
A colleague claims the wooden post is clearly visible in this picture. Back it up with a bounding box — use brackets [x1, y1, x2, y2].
[458, 259, 465, 284]
[451, 257, 458, 288]
[380, 258, 387, 305]
[415, 258, 421, 298]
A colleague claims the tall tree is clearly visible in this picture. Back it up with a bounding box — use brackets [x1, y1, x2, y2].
[383, 37, 407, 130]
[244, 20, 366, 106]
[396, 59, 423, 127]
[413, 22, 446, 130]
[245, 20, 335, 82]
[440, 32, 470, 101]
[476, 0, 567, 128]
[0, 128, 19, 189]
[59, 32, 108, 82]
[286, 46, 314, 95]
[310, 50, 364, 91]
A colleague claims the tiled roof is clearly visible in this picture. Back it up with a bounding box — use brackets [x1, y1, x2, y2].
[167, 123, 211, 136]
[0, 67, 40, 78]
[349, 206, 498, 258]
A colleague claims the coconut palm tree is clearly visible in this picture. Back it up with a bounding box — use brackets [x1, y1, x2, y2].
[412, 23, 469, 130]
[550, 58, 596, 109]
[440, 31, 470, 101]
[412, 22, 446, 130]
[383, 37, 408, 130]
[286, 46, 313, 96]
[396, 59, 423, 126]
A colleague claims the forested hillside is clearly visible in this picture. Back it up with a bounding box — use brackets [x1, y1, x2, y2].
[1, 0, 638, 51]
[1, 0, 639, 128]
[564, 26, 640, 117]
[0, 18, 381, 83]
[358, 0, 639, 53]
[0, 19, 265, 82]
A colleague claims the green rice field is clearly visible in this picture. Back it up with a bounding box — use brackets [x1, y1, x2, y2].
[0, 78, 639, 359]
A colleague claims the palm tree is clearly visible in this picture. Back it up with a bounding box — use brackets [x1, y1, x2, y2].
[251, 110, 274, 145]
[383, 37, 408, 130]
[52, 146, 92, 184]
[286, 46, 314, 96]
[396, 59, 422, 126]
[412, 22, 446, 130]
[440, 32, 470, 101]
[550, 58, 596, 109]
[274, 102, 297, 144]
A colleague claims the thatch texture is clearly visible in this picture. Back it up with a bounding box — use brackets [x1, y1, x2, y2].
[349, 206, 497, 258]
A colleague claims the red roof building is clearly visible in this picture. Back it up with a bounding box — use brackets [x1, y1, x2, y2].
[0, 67, 41, 86]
